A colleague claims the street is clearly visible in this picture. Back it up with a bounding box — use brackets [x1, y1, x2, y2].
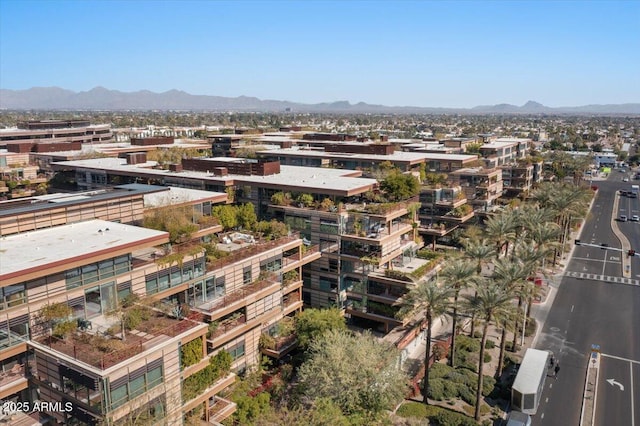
[533, 172, 640, 426]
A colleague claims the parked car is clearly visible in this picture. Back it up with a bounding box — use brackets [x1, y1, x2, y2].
[632, 215, 639, 222]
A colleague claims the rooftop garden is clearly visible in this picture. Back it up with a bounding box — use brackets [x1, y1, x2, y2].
[35, 299, 200, 370]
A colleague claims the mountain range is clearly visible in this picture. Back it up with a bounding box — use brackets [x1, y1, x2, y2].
[1, 87, 639, 115]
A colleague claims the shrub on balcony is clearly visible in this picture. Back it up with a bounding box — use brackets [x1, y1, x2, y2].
[181, 337, 203, 369]
[416, 248, 440, 260]
[283, 269, 299, 284]
[206, 321, 219, 339]
[259, 333, 276, 351]
[384, 269, 412, 282]
[296, 193, 314, 207]
[270, 191, 291, 206]
[182, 350, 233, 402]
[452, 204, 473, 217]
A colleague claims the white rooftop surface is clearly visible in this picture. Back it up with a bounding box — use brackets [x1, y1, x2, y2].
[52, 158, 377, 192]
[512, 348, 549, 394]
[0, 219, 168, 278]
[482, 141, 525, 148]
[230, 165, 378, 191]
[258, 147, 476, 162]
[142, 186, 226, 208]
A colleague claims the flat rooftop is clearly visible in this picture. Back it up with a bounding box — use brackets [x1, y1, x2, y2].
[258, 147, 477, 162]
[0, 219, 168, 281]
[0, 184, 169, 217]
[53, 158, 378, 195]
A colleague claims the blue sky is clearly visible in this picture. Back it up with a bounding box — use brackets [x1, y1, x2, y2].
[1, 0, 638, 108]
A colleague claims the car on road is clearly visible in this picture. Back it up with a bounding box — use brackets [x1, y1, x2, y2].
[620, 215, 628, 222]
[623, 177, 629, 182]
[632, 215, 639, 222]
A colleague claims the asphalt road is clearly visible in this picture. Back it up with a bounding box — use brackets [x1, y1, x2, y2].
[533, 172, 640, 426]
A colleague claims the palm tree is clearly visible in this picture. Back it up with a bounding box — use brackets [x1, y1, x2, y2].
[464, 280, 516, 421]
[440, 258, 476, 367]
[491, 256, 534, 377]
[462, 239, 496, 337]
[398, 280, 454, 405]
[485, 210, 517, 259]
[528, 221, 561, 274]
[463, 238, 496, 275]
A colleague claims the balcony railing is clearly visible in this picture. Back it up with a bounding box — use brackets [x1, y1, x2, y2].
[207, 396, 237, 423]
[208, 314, 247, 340]
[38, 315, 201, 370]
[195, 275, 280, 313]
[207, 234, 300, 272]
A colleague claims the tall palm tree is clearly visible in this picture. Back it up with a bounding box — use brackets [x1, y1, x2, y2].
[485, 210, 517, 259]
[528, 221, 562, 274]
[491, 255, 534, 377]
[463, 238, 496, 275]
[440, 258, 476, 367]
[462, 239, 496, 337]
[398, 280, 454, 406]
[464, 280, 516, 421]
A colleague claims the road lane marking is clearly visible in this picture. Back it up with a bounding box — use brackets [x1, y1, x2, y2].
[600, 353, 640, 365]
[571, 305, 575, 313]
[631, 363, 635, 426]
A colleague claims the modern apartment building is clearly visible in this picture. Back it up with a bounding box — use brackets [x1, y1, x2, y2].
[0, 120, 113, 152]
[479, 138, 530, 168]
[0, 178, 319, 424]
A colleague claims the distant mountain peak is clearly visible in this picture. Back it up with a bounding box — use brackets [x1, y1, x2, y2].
[0, 87, 638, 114]
[523, 100, 544, 107]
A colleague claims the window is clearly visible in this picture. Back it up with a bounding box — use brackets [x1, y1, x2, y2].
[66, 255, 131, 289]
[0, 284, 26, 310]
[260, 256, 282, 273]
[110, 385, 128, 409]
[129, 375, 146, 399]
[243, 267, 252, 284]
[227, 341, 245, 360]
[109, 361, 163, 410]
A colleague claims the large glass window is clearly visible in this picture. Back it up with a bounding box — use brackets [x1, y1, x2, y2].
[110, 385, 128, 409]
[66, 255, 131, 289]
[109, 362, 163, 410]
[0, 284, 26, 310]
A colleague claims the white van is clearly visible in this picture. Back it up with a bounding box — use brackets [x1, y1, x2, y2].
[506, 410, 532, 426]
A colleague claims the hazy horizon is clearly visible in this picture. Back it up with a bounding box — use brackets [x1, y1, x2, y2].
[1, 0, 639, 108]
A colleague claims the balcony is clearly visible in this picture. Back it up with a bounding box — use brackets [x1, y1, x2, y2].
[282, 293, 302, 315]
[194, 275, 281, 321]
[0, 363, 29, 399]
[34, 312, 203, 370]
[260, 332, 299, 359]
[206, 234, 300, 272]
[206, 396, 237, 423]
[282, 245, 321, 270]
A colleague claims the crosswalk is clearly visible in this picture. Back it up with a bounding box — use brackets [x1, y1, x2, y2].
[564, 271, 640, 286]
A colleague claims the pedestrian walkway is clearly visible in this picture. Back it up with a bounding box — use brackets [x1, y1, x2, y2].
[563, 271, 640, 286]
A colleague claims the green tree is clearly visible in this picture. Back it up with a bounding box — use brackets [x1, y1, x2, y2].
[296, 329, 408, 415]
[237, 203, 257, 229]
[142, 205, 199, 244]
[398, 280, 453, 405]
[212, 205, 238, 230]
[294, 308, 346, 349]
[380, 171, 420, 201]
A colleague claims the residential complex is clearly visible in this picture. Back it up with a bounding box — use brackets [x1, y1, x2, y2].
[0, 183, 317, 425]
[0, 125, 557, 425]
